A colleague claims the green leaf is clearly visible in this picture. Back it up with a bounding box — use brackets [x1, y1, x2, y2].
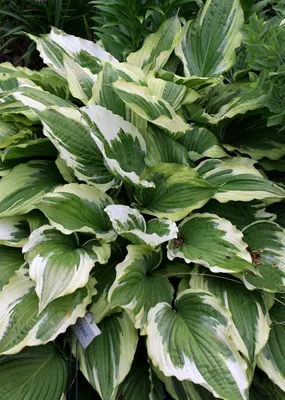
[0, 264, 96, 354]
[1, 138, 57, 161]
[109, 245, 173, 329]
[0, 216, 29, 247]
[38, 183, 116, 241]
[55, 155, 76, 183]
[113, 80, 190, 140]
[146, 289, 249, 400]
[0, 246, 24, 291]
[145, 126, 189, 168]
[242, 221, 285, 293]
[36, 108, 119, 190]
[116, 354, 152, 400]
[196, 157, 285, 203]
[176, 0, 244, 76]
[127, 16, 181, 73]
[89, 248, 122, 324]
[81, 105, 153, 188]
[190, 268, 271, 364]
[178, 125, 227, 161]
[105, 205, 178, 246]
[135, 163, 217, 221]
[168, 213, 253, 273]
[200, 200, 276, 230]
[267, 202, 285, 229]
[257, 300, 285, 392]
[0, 160, 63, 217]
[223, 117, 285, 161]
[77, 311, 138, 400]
[23, 225, 110, 311]
[0, 120, 33, 149]
[0, 343, 68, 400]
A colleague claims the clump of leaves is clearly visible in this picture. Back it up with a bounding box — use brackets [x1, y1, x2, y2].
[0, 0, 285, 399]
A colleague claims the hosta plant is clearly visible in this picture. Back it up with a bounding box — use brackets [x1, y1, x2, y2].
[0, 0, 285, 399]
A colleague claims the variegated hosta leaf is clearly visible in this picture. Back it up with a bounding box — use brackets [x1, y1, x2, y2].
[113, 80, 190, 140]
[81, 105, 153, 188]
[63, 54, 97, 105]
[108, 245, 173, 329]
[0, 343, 68, 400]
[36, 108, 119, 190]
[242, 221, 285, 293]
[90, 62, 126, 118]
[127, 16, 181, 73]
[38, 183, 116, 241]
[76, 311, 138, 400]
[145, 126, 189, 168]
[1, 138, 57, 161]
[105, 205, 178, 246]
[257, 300, 285, 392]
[23, 225, 110, 311]
[153, 365, 213, 400]
[146, 289, 249, 400]
[28, 27, 118, 76]
[168, 213, 253, 273]
[134, 163, 217, 221]
[0, 264, 96, 355]
[0, 246, 24, 291]
[12, 85, 73, 111]
[90, 62, 145, 118]
[190, 268, 271, 365]
[147, 72, 200, 110]
[0, 160, 63, 217]
[0, 216, 29, 247]
[178, 125, 227, 161]
[200, 199, 276, 230]
[176, 0, 244, 77]
[157, 69, 220, 90]
[196, 157, 285, 202]
[0, 62, 68, 97]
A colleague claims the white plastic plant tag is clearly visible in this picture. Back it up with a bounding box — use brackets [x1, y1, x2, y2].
[72, 312, 101, 349]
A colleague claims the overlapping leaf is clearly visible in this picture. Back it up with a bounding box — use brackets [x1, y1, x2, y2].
[146, 289, 250, 400]
[168, 213, 253, 273]
[135, 163, 217, 221]
[23, 225, 110, 311]
[196, 157, 285, 202]
[76, 311, 138, 400]
[0, 264, 96, 355]
[38, 183, 116, 241]
[105, 205, 177, 246]
[109, 245, 173, 329]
